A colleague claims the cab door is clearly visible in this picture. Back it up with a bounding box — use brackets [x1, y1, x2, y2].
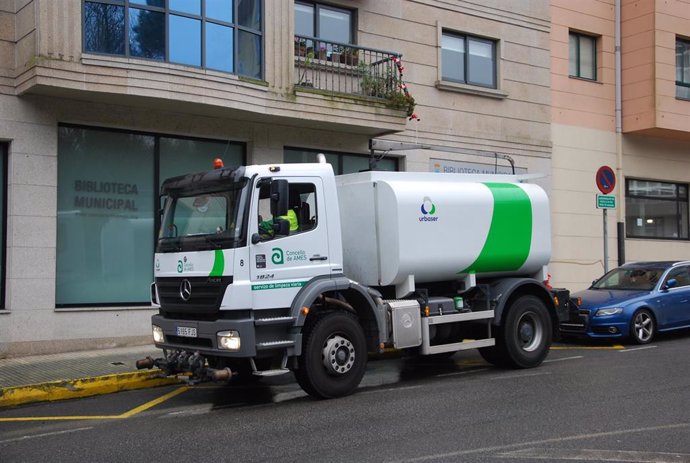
[249, 177, 330, 309]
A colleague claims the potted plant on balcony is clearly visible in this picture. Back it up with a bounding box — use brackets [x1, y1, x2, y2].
[340, 46, 359, 66]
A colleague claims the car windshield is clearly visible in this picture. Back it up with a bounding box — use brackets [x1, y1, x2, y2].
[157, 179, 250, 252]
[592, 267, 665, 291]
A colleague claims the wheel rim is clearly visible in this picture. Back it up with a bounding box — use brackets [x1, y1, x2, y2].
[516, 311, 543, 352]
[322, 335, 355, 375]
[634, 312, 653, 342]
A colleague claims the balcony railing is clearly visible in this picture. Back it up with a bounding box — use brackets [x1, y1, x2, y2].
[294, 35, 406, 103]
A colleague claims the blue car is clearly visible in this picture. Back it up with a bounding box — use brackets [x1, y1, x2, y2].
[562, 261, 690, 344]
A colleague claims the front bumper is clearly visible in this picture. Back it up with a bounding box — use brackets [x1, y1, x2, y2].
[152, 314, 257, 357]
[559, 305, 629, 338]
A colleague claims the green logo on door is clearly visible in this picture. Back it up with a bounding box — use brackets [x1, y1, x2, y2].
[271, 248, 284, 265]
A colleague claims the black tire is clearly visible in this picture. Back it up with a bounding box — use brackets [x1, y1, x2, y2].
[480, 295, 552, 369]
[630, 309, 655, 344]
[294, 311, 367, 399]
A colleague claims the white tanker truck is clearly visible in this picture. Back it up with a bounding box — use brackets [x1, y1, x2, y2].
[138, 159, 569, 398]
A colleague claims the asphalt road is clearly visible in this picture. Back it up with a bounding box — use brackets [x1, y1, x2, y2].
[1, 333, 690, 463]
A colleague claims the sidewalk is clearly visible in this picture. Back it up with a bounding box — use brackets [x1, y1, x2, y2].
[0, 345, 178, 408]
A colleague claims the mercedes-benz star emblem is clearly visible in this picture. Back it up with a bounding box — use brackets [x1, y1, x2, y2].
[179, 279, 192, 301]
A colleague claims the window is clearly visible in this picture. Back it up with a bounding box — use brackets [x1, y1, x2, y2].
[626, 179, 689, 240]
[677, 37, 690, 99]
[57, 126, 244, 307]
[284, 148, 398, 175]
[441, 31, 496, 88]
[295, 2, 353, 44]
[83, 0, 262, 78]
[664, 266, 690, 288]
[0, 143, 6, 309]
[257, 182, 317, 239]
[569, 32, 597, 80]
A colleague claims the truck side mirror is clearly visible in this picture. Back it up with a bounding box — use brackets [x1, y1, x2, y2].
[270, 179, 289, 217]
[273, 218, 290, 237]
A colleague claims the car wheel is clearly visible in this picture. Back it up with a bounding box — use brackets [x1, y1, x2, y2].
[630, 309, 655, 344]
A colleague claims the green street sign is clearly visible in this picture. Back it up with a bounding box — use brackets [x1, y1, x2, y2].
[596, 194, 616, 209]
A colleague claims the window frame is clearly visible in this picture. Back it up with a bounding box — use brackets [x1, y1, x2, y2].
[294, 1, 355, 45]
[82, 0, 264, 78]
[0, 143, 7, 310]
[625, 178, 690, 241]
[440, 30, 498, 89]
[569, 31, 597, 81]
[56, 124, 246, 308]
[676, 36, 690, 100]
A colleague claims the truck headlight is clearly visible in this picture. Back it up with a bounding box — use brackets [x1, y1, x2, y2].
[217, 330, 241, 351]
[152, 325, 164, 343]
[595, 308, 623, 317]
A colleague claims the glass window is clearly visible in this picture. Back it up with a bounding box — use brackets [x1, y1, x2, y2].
[170, 15, 201, 66]
[57, 127, 155, 306]
[284, 148, 398, 175]
[207, 0, 233, 23]
[206, 23, 234, 72]
[677, 37, 690, 99]
[626, 179, 689, 240]
[169, 0, 200, 15]
[238, 0, 261, 30]
[84, 2, 125, 55]
[129, 7, 164, 60]
[57, 126, 246, 307]
[569, 32, 597, 80]
[257, 182, 317, 239]
[441, 31, 496, 88]
[0, 143, 6, 309]
[82, 1, 262, 78]
[237, 30, 261, 79]
[131, 0, 164, 7]
[294, 2, 353, 44]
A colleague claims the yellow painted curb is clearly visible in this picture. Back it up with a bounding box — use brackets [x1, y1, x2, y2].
[0, 370, 179, 408]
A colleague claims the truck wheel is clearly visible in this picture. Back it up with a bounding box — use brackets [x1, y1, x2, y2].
[294, 311, 367, 399]
[480, 295, 552, 369]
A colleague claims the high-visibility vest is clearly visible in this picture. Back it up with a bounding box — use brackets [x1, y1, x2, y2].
[282, 209, 299, 232]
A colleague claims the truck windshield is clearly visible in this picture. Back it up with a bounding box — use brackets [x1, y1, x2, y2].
[157, 179, 249, 252]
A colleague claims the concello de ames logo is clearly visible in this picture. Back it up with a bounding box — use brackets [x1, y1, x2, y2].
[419, 197, 438, 222]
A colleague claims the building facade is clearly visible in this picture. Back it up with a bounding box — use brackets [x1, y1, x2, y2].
[1, 0, 552, 356]
[550, 0, 690, 290]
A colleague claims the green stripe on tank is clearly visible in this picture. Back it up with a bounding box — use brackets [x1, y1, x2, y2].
[209, 249, 225, 277]
[460, 183, 532, 274]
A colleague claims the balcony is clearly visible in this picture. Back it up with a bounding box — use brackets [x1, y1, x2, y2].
[293, 35, 415, 119]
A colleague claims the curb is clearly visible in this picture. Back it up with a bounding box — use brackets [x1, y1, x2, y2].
[0, 370, 179, 408]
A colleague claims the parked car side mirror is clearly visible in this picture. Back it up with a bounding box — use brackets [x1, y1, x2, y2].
[663, 278, 678, 290]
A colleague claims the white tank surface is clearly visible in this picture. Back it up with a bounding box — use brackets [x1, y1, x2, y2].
[336, 171, 551, 289]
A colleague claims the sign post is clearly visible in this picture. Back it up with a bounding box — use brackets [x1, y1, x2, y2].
[595, 166, 616, 273]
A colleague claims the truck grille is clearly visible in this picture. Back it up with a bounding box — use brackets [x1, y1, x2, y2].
[155, 276, 232, 314]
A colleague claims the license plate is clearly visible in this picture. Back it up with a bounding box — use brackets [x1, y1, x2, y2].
[176, 326, 197, 338]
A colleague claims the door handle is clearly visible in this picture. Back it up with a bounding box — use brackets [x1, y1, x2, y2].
[310, 255, 328, 261]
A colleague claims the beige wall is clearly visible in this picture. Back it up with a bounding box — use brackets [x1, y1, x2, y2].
[551, 0, 690, 291]
[622, 0, 690, 136]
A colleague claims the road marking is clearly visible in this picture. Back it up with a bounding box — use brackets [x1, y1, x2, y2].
[543, 356, 583, 363]
[619, 345, 657, 353]
[0, 386, 190, 422]
[490, 371, 552, 381]
[118, 386, 189, 418]
[0, 427, 93, 444]
[551, 345, 624, 350]
[385, 422, 690, 463]
[498, 448, 690, 462]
